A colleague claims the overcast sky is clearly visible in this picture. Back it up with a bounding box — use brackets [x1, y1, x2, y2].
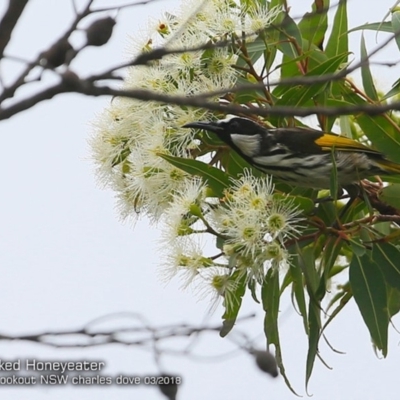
[1, 0, 400, 399]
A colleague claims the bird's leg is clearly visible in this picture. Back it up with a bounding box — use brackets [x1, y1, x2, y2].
[360, 180, 400, 217]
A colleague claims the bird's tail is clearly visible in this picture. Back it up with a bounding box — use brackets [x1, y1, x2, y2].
[378, 158, 400, 175]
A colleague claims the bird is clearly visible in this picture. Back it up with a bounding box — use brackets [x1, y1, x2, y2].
[183, 115, 400, 190]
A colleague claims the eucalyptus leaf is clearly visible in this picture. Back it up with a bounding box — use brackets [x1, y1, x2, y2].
[159, 154, 231, 197]
[350, 253, 388, 356]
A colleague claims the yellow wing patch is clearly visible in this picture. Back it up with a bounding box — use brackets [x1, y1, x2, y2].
[314, 133, 381, 155]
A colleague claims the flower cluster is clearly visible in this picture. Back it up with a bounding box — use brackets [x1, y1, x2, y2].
[160, 172, 301, 311]
[90, 0, 290, 308]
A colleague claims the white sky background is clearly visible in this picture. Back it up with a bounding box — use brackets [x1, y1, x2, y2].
[0, 0, 399, 399]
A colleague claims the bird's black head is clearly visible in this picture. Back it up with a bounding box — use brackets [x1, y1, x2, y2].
[183, 115, 267, 159]
[183, 115, 264, 138]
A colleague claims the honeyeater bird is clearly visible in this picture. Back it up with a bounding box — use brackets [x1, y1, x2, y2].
[183, 115, 400, 190]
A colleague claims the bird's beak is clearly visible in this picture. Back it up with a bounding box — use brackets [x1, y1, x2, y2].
[182, 121, 223, 133]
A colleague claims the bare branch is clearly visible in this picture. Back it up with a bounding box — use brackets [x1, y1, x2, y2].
[0, 312, 257, 351]
[2, 1, 399, 122]
[93, 0, 166, 13]
[0, 0, 30, 58]
[3, 71, 400, 122]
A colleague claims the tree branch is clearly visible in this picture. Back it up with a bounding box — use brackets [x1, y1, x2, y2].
[0, 0, 30, 59]
[4, 74, 400, 121]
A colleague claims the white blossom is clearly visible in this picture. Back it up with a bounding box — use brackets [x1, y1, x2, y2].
[160, 178, 208, 242]
[210, 171, 301, 276]
[161, 240, 212, 288]
[195, 266, 240, 314]
[90, 0, 300, 309]
[244, 4, 282, 35]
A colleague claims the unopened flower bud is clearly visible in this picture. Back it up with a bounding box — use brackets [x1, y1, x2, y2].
[86, 17, 116, 47]
[41, 39, 73, 67]
[157, 374, 180, 400]
[252, 350, 278, 378]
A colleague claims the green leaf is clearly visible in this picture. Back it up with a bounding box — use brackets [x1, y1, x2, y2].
[379, 184, 400, 210]
[280, 268, 293, 294]
[288, 185, 318, 199]
[305, 300, 321, 389]
[298, 0, 329, 49]
[339, 114, 352, 137]
[275, 53, 349, 107]
[329, 148, 339, 201]
[374, 221, 392, 236]
[262, 268, 280, 344]
[324, 96, 351, 131]
[391, 11, 400, 53]
[350, 252, 389, 356]
[248, 278, 260, 304]
[322, 289, 352, 333]
[262, 267, 298, 395]
[349, 237, 367, 257]
[387, 286, 400, 317]
[278, 45, 328, 84]
[314, 200, 337, 226]
[278, 13, 303, 59]
[356, 114, 400, 164]
[294, 243, 320, 295]
[318, 236, 344, 298]
[220, 145, 263, 178]
[220, 271, 247, 337]
[304, 44, 330, 71]
[263, 41, 277, 73]
[216, 236, 225, 250]
[234, 77, 265, 104]
[277, 51, 317, 81]
[159, 154, 230, 197]
[360, 34, 378, 100]
[111, 146, 131, 167]
[341, 89, 400, 163]
[270, 0, 285, 8]
[198, 130, 222, 147]
[348, 21, 392, 34]
[382, 78, 400, 100]
[381, 175, 400, 185]
[325, 0, 348, 60]
[236, 35, 266, 68]
[289, 262, 308, 334]
[372, 242, 400, 291]
[272, 193, 314, 214]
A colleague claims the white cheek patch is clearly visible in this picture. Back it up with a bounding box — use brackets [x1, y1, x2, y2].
[231, 134, 260, 157]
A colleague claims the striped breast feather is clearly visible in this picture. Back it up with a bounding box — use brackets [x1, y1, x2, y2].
[252, 152, 329, 171]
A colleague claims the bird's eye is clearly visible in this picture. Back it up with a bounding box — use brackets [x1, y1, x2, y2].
[229, 120, 240, 131]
